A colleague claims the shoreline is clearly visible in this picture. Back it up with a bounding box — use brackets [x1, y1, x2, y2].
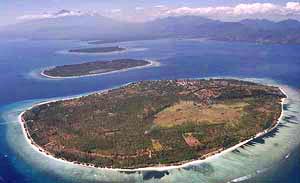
[18, 85, 287, 172]
[68, 46, 126, 54]
[56, 47, 148, 56]
[66, 48, 127, 55]
[40, 59, 159, 79]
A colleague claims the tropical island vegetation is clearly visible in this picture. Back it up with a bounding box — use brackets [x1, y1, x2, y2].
[42, 59, 150, 78]
[69, 46, 125, 53]
[21, 79, 286, 169]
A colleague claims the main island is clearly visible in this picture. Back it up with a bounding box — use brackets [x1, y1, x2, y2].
[41, 59, 151, 78]
[21, 79, 286, 169]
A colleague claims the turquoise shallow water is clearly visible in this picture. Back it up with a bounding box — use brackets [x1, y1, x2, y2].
[0, 39, 299, 182]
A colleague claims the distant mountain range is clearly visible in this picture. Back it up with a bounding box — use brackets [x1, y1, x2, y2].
[1, 12, 300, 44]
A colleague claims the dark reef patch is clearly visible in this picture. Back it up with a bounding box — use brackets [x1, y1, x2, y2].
[283, 103, 290, 111]
[232, 149, 241, 154]
[283, 115, 299, 124]
[252, 138, 266, 144]
[183, 163, 214, 176]
[277, 123, 288, 128]
[142, 171, 170, 180]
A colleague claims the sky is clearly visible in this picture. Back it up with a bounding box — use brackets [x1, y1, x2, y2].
[1, 0, 300, 26]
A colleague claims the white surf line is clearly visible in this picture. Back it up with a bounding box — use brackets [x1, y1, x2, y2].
[40, 60, 160, 79]
[17, 82, 288, 172]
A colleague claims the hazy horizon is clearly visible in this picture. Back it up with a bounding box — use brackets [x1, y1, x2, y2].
[1, 1, 300, 26]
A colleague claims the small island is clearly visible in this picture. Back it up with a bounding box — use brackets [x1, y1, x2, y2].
[69, 46, 126, 53]
[41, 59, 151, 78]
[21, 79, 286, 169]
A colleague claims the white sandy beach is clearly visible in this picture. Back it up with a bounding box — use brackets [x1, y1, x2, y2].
[18, 84, 287, 172]
[40, 59, 160, 79]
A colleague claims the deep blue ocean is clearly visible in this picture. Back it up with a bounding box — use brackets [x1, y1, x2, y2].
[0, 38, 299, 183]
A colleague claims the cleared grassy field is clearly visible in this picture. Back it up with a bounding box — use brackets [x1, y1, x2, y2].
[154, 101, 248, 128]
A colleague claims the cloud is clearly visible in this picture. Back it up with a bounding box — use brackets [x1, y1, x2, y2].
[164, 2, 300, 18]
[154, 5, 165, 8]
[286, 2, 300, 11]
[233, 3, 278, 15]
[232, 3, 279, 16]
[154, 5, 168, 11]
[111, 9, 121, 13]
[17, 9, 88, 21]
[16, 2, 300, 23]
[135, 7, 144, 11]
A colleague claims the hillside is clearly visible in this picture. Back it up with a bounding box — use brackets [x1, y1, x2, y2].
[1, 13, 300, 44]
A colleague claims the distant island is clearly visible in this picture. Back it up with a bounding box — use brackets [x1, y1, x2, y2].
[41, 59, 152, 78]
[69, 46, 126, 53]
[20, 79, 286, 169]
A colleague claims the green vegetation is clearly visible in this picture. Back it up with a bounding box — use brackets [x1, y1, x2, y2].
[43, 59, 150, 77]
[22, 79, 286, 168]
[69, 46, 125, 53]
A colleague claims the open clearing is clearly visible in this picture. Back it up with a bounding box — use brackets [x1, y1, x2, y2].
[154, 101, 249, 128]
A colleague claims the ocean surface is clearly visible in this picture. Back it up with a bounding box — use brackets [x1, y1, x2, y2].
[0, 38, 299, 183]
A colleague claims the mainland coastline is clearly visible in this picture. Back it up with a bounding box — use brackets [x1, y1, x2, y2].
[18, 80, 287, 171]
